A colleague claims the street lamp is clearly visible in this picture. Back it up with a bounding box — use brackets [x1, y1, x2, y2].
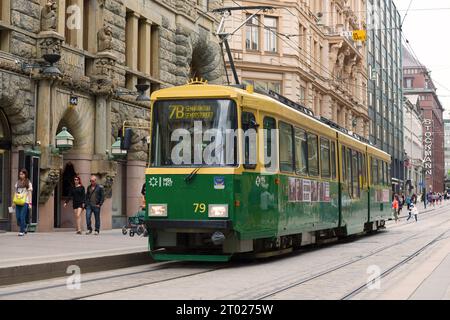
[110, 137, 127, 160]
[18, 53, 62, 77]
[54, 127, 74, 152]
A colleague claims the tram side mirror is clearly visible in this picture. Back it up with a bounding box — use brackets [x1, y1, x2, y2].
[121, 128, 133, 150]
[249, 119, 260, 129]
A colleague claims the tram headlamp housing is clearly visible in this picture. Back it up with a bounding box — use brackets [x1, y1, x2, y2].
[208, 204, 228, 218]
[148, 204, 167, 217]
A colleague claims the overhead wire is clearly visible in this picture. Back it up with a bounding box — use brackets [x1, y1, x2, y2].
[228, 0, 371, 93]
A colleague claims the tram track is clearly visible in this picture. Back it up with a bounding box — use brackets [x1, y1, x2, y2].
[340, 228, 450, 300]
[0, 260, 228, 299]
[3, 205, 449, 300]
[71, 264, 229, 300]
[248, 213, 450, 300]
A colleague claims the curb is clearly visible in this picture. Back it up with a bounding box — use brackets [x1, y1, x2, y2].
[0, 251, 154, 286]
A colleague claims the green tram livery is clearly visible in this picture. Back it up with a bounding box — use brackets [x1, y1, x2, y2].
[145, 81, 392, 262]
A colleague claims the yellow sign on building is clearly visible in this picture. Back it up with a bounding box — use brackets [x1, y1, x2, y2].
[352, 30, 367, 41]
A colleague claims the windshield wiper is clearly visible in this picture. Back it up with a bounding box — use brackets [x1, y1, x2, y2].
[185, 167, 201, 184]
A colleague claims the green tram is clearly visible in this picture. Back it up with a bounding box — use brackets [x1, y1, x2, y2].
[145, 81, 392, 262]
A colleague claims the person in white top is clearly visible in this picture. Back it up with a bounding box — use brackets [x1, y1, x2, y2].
[406, 203, 418, 222]
[12, 169, 33, 236]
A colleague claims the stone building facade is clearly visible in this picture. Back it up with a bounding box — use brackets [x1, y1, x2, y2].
[403, 46, 445, 194]
[223, 0, 369, 137]
[0, 0, 224, 231]
[403, 95, 423, 196]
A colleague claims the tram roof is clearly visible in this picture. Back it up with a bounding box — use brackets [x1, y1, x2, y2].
[151, 83, 390, 161]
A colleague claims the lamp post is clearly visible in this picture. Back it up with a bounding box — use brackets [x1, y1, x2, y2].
[55, 127, 74, 152]
[18, 53, 62, 77]
[110, 137, 127, 160]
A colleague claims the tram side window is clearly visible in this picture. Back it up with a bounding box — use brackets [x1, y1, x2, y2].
[384, 162, 389, 186]
[346, 148, 353, 194]
[342, 146, 347, 183]
[371, 157, 378, 185]
[307, 133, 319, 176]
[279, 122, 294, 172]
[378, 159, 383, 186]
[357, 152, 363, 190]
[352, 150, 360, 198]
[331, 142, 336, 180]
[242, 112, 257, 169]
[387, 163, 391, 185]
[295, 127, 308, 175]
[320, 138, 331, 178]
[263, 117, 277, 169]
[362, 154, 367, 187]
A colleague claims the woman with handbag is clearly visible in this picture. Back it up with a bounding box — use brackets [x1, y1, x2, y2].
[64, 175, 86, 234]
[12, 169, 33, 236]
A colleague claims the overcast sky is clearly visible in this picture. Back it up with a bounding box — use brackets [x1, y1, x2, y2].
[393, 0, 450, 116]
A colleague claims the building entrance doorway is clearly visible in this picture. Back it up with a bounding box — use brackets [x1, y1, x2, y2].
[54, 163, 77, 228]
[0, 110, 11, 231]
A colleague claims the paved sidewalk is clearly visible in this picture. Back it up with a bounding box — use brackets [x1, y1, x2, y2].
[0, 229, 152, 286]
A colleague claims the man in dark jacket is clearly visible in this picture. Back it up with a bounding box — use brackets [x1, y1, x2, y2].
[85, 175, 105, 235]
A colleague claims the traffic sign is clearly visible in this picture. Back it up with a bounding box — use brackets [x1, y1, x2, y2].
[352, 30, 366, 41]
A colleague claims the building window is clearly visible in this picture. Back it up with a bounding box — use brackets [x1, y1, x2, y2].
[264, 16, 277, 53]
[405, 78, 413, 88]
[196, 0, 208, 10]
[65, 0, 83, 48]
[299, 86, 306, 103]
[242, 79, 281, 94]
[245, 15, 259, 51]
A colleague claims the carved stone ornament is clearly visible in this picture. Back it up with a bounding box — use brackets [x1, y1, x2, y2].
[98, 25, 113, 52]
[101, 174, 116, 199]
[41, 0, 58, 32]
[39, 35, 63, 57]
[39, 169, 61, 204]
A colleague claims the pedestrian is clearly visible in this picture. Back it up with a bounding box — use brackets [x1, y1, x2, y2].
[423, 191, 427, 209]
[412, 193, 417, 205]
[392, 195, 399, 223]
[398, 194, 404, 215]
[405, 195, 412, 210]
[12, 169, 33, 236]
[64, 175, 86, 235]
[85, 175, 105, 235]
[140, 182, 146, 210]
[406, 203, 419, 222]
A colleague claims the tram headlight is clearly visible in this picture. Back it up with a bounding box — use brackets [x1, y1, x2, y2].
[208, 204, 228, 218]
[148, 204, 167, 217]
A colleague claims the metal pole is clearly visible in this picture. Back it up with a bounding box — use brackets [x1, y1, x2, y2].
[223, 37, 240, 85]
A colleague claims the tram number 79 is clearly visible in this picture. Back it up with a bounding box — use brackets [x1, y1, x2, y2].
[193, 203, 206, 213]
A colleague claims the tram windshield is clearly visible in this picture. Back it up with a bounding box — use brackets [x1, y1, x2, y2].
[151, 99, 237, 167]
